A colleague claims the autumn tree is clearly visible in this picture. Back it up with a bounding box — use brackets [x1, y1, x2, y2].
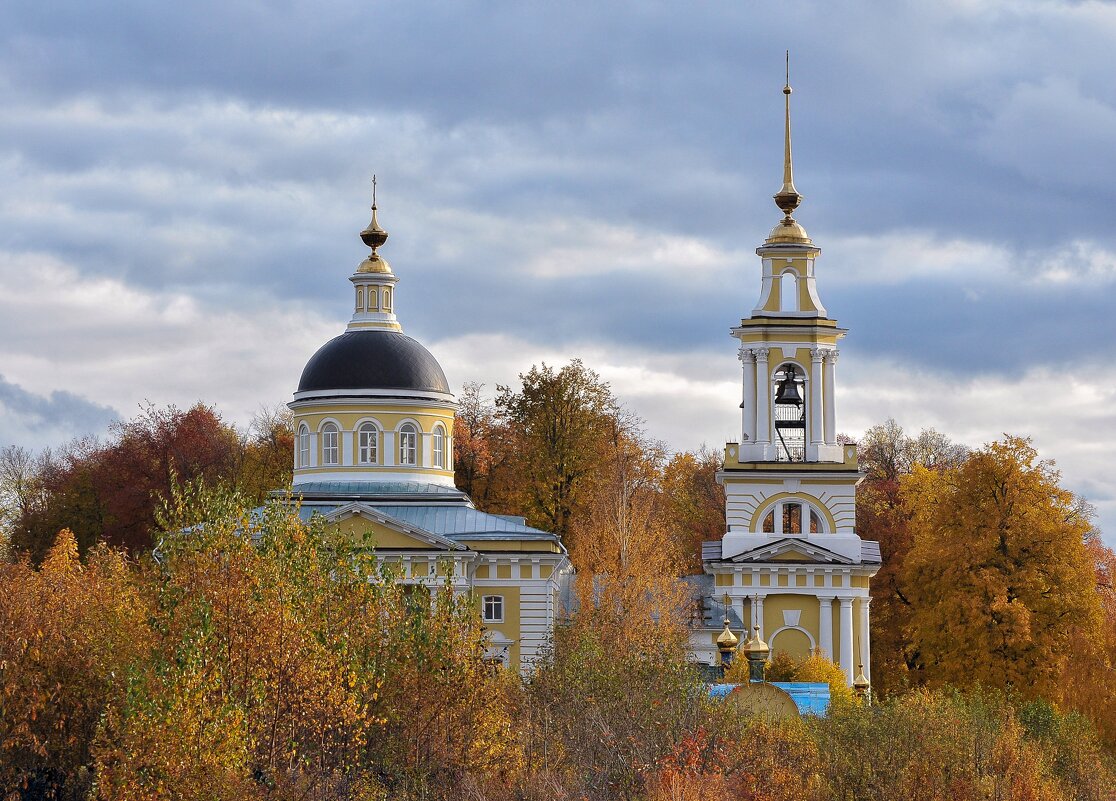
[495, 360, 622, 545]
[854, 419, 967, 697]
[1059, 523, 1116, 748]
[660, 446, 725, 574]
[91, 482, 521, 800]
[899, 436, 1102, 702]
[5, 402, 295, 561]
[453, 382, 521, 515]
[0, 530, 150, 800]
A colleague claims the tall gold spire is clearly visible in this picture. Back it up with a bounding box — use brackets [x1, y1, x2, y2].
[766, 52, 811, 245]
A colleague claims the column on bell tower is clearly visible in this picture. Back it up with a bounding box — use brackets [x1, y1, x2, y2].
[739, 347, 756, 445]
[824, 349, 838, 446]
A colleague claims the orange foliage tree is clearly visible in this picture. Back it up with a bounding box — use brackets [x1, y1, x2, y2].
[854, 419, 967, 698]
[6, 403, 293, 561]
[660, 447, 725, 575]
[0, 530, 150, 800]
[91, 483, 522, 800]
[899, 436, 1102, 702]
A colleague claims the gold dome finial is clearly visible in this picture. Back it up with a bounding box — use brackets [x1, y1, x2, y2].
[358, 174, 392, 274]
[766, 53, 812, 245]
[360, 174, 389, 252]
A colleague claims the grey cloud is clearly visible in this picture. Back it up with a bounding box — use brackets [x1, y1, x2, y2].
[0, 374, 119, 448]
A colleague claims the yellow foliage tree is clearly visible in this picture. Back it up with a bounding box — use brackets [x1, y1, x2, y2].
[900, 436, 1102, 701]
[0, 529, 151, 800]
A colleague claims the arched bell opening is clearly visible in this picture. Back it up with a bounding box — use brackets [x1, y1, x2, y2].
[779, 271, 799, 313]
[772, 363, 806, 462]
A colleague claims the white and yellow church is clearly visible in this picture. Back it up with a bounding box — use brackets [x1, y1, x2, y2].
[282, 185, 571, 672]
[689, 72, 880, 686]
[281, 70, 878, 686]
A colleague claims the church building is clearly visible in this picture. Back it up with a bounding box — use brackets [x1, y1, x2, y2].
[283, 183, 571, 672]
[691, 69, 881, 688]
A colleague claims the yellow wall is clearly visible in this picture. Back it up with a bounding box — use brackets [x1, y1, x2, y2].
[331, 516, 443, 550]
[478, 585, 521, 668]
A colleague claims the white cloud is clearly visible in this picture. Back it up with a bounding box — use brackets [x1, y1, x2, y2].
[0, 251, 335, 429]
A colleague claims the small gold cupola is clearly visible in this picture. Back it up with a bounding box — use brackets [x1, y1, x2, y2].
[766, 52, 812, 246]
[349, 175, 402, 332]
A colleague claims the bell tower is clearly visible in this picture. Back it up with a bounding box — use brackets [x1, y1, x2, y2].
[697, 57, 881, 688]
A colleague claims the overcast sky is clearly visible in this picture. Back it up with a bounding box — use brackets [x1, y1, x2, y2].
[1, 1, 1114, 542]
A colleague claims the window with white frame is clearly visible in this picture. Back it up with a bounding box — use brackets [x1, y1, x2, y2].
[358, 422, 379, 464]
[482, 595, 504, 623]
[321, 423, 340, 465]
[399, 423, 418, 466]
[298, 424, 310, 468]
[761, 500, 826, 535]
[432, 424, 446, 468]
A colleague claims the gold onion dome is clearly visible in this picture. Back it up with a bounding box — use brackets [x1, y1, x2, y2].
[765, 52, 812, 246]
[716, 618, 740, 649]
[358, 175, 393, 274]
[741, 626, 770, 658]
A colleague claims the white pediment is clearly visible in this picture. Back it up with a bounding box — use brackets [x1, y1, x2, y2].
[320, 502, 465, 551]
[727, 537, 855, 565]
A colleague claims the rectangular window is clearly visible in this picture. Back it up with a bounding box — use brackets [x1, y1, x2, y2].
[358, 427, 378, 464]
[322, 427, 339, 465]
[482, 595, 504, 623]
[399, 427, 417, 465]
[782, 503, 802, 534]
[298, 430, 310, 468]
[433, 430, 444, 468]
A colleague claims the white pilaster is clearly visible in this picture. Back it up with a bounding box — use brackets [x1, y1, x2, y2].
[839, 598, 854, 684]
[858, 596, 871, 687]
[818, 596, 834, 659]
[383, 432, 395, 467]
[754, 348, 771, 451]
[809, 347, 824, 447]
[739, 347, 756, 444]
[824, 349, 838, 446]
[753, 593, 766, 639]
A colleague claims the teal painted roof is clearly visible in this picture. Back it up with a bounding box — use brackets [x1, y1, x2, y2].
[290, 500, 560, 547]
[287, 480, 464, 495]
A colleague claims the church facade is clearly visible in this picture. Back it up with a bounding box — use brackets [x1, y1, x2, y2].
[280, 69, 878, 687]
[284, 186, 571, 673]
[690, 72, 880, 687]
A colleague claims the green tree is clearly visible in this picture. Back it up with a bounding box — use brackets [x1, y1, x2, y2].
[496, 360, 622, 545]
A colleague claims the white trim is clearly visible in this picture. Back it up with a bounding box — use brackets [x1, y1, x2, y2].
[292, 470, 457, 486]
[291, 389, 456, 405]
[319, 502, 466, 550]
[355, 418, 382, 465]
[769, 624, 816, 652]
[317, 419, 343, 467]
[482, 594, 505, 623]
[397, 420, 420, 467]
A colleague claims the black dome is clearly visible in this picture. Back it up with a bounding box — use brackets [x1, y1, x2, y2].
[297, 331, 451, 395]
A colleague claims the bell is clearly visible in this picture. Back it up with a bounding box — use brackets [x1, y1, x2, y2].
[774, 366, 803, 406]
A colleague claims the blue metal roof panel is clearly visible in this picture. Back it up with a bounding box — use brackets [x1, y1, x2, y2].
[375, 505, 557, 540]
